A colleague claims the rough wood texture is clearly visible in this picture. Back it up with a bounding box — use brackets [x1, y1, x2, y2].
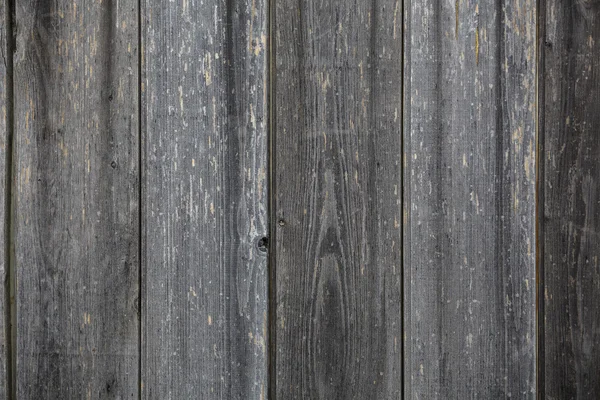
[14, 0, 139, 397]
[540, 0, 600, 398]
[0, 0, 10, 397]
[274, 0, 403, 398]
[141, 0, 268, 397]
[404, 0, 536, 397]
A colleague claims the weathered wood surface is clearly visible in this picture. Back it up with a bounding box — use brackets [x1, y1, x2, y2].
[0, 0, 10, 397]
[2, 0, 599, 397]
[540, 0, 600, 398]
[141, 0, 268, 398]
[403, 0, 537, 397]
[274, 0, 403, 398]
[14, 0, 140, 397]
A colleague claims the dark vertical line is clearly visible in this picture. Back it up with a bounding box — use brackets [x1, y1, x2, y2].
[535, 0, 544, 396]
[400, 0, 408, 397]
[4, 0, 15, 398]
[400, 0, 405, 397]
[137, 0, 143, 398]
[267, 0, 275, 395]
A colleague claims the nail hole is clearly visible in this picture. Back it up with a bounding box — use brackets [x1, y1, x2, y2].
[278, 219, 286, 227]
[110, 161, 117, 169]
[257, 237, 268, 253]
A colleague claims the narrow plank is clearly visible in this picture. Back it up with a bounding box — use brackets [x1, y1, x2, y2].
[14, 1, 139, 397]
[0, 0, 10, 397]
[540, 1, 600, 397]
[141, 0, 268, 397]
[404, 0, 536, 397]
[274, 0, 403, 397]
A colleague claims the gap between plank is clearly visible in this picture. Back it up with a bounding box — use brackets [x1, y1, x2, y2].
[401, 0, 408, 397]
[4, 0, 15, 397]
[400, 0, 406, 397]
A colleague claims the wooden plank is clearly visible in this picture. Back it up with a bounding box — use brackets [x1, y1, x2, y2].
[14, 1, 139, 397]
[540, 1, 600, 397]
[141, 0, 268, 397]
[403, 0, 536, 397]
[274, 0, 403, 398]
[0, 0, 10, 397]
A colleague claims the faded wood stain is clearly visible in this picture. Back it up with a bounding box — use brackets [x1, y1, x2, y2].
[0, 0, 598, 398]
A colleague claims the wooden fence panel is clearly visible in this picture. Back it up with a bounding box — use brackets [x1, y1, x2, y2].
[2, 0, 600, 397]
[273, 0, 403, 398]
[540, 0, 600, 397]
[141, 0, 269, 398]
[0, 0, 10, 397]
[14, 0, 140, 397]
[403, 0, 537, 397]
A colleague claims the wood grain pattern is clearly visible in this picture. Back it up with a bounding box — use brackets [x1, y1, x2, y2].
[403, 0, 537, 397]
[141, 0, 268, 397]
[540, 0, 600, 398]
[274, 0, 403, 398]
[14, 0, 139, 397]
[0, 0, 10, 397]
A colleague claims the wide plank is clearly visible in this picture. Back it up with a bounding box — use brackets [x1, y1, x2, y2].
[141, 0, 269, 398]
[274, 0, 403, 398]
[540, 0, 600, 397]
[14, 1, 140, 397]
[404, 0, 537, 397]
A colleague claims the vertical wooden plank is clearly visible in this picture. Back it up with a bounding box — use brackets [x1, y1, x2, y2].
[141, 0, 268, 397]
[14, 0, 139, 397]
[404, 0, 536, 397]
[540, 1, 600, 397]
[0, 0, 10, 397]
[274, 0, 403, 398]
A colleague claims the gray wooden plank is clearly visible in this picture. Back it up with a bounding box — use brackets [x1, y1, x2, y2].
[13, 0, 140, 397]
[141, 0, 268, 397]
[403, 0, 536, 397]
[274, 0, 403, 398]
[540, 1, 600, 397]
[0, 0, 10, 397]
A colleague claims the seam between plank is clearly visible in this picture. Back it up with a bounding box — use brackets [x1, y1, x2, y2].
[401, 0, 409, 396]
[137, 0, 144, 398]
[400, 0, 405, 396]
[4, 0, 15, 397]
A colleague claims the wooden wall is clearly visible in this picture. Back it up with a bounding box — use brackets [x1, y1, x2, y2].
[0, 0, 597, 398]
